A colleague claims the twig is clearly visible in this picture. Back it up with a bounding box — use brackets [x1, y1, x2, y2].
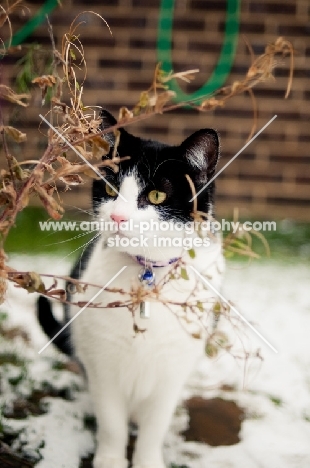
[0, 144, 54, 238]
[46, 14, 56, 58]
[0, 101, 17, 191]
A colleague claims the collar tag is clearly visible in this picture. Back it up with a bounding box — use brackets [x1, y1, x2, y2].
[138, 266, 155, 319]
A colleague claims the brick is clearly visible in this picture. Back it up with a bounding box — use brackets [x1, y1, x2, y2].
[131, 0, 159, 7]
[298, 134, 310, 142]
[98, 58, 142, 70]
[187, 41, 222, 53]
[250, 2, 296, 14]
[278, 24, 310, 36]
[101, 15, 147, 29]
[218, 21, 265, 34]
[190, 0, 227, 11]
[237, 172, 283, 182]
[81, 36, 115, 47]
[84, 78, 115, 90]
[217, 193, 253, 203]
[270, 155, 310, 164]
[274, 68, 309, 78]
[296, 175, 310, 184]
[173, 18, 205, 31]
[239, 22, 266, 34]
[74, 0, 116, 4]
[252, 88, 289, 98]
[127, 80, 153, 91]
[129, 38, 157, 49]
[267, 196, 309, 205]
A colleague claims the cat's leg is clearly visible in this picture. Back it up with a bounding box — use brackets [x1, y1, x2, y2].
[89, 378, 129, 468]
[131, 385, 182, 468]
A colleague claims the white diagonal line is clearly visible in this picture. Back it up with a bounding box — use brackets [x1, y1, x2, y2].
[189, 266, 278, 353]
[39, 114, 127, 202]
[190, 115, 277, 201]
[38, 266, 127, 354]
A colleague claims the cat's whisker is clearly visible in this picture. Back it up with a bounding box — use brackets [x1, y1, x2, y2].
[44, 230, 96, 247]
[38, 224, 93, 248]
[59, 231, 101, 262]
[75, 232, 102, 277]
[64, 204, 96, 217]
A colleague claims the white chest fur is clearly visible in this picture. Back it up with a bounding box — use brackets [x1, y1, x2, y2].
[71, 235, 224, 468]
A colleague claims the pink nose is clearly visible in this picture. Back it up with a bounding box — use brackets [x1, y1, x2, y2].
[110, 213, 128, 225]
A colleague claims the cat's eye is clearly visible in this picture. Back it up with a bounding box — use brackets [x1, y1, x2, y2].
[148, 190, 167, 205]
[105, 183, 118, 197]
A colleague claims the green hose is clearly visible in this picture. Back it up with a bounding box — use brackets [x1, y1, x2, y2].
[157, 0, 241, 104]
[5, 0, 59, 49]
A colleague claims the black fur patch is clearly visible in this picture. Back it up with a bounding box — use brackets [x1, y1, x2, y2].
[94, 110, 220, 220]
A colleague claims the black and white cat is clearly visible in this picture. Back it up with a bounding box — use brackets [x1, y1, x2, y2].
[38, 110, 224, 468]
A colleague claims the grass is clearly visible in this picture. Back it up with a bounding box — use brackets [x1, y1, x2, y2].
[248, 219, 310, 262]
[5, 206, 93, 257]
[5, 207, 310, 263]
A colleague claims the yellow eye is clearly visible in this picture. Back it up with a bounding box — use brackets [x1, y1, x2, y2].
[148, 190, 167, 205]
[105, 183, 118, 197]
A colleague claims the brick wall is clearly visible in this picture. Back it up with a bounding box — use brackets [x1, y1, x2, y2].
[1, 0, 309, 220]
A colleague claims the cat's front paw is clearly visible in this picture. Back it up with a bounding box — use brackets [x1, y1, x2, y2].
[93, 454, 128, 468]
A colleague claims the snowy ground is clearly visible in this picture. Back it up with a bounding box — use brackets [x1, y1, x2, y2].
[1, 255, 310, 468]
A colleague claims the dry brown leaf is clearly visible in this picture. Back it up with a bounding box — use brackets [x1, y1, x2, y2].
[0, 85, 30, 107]
[53, 105, 65, 115]
[73, 145, 92, 158]
[35, 184, 64, 220]
[19, 190, 30, 210]
[32, 75, 57, 88]
[56, 156, 86, 174]
[152, 90, 176, 113]
[59, 174, 84, 185]
[56, 155, 71, 167]
[0, 183, 17, 207]
[88, 118, 102, 132]
[138, 91, 149, 109]
[32, 75, 57, 104]
[118, 107, 134, 122]
[41, 183, 55, 196]
[12, 271, 46, 294]
[160, 68, 199, 84]
[82, 167, 102, 179]
[92, 135, 110, 160]
[0, 125, 27, 143]
[47, 288, 67, 301]
[199, 98, 225, 111]
[12, 158, 28, 180]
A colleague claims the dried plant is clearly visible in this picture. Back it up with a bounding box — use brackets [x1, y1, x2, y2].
[0, 4, 293, 357]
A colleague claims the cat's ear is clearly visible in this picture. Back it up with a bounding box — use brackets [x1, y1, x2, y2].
[181, 129, 220, 183]
[99, 109, 117, 146]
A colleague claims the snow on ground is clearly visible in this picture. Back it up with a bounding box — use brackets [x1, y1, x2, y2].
[1, 254, 310, 468]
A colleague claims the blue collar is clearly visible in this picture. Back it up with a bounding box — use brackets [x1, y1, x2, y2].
[133, 255, 180, 268]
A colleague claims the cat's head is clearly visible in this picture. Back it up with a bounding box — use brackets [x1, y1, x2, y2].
[92, 109, 220, 260]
